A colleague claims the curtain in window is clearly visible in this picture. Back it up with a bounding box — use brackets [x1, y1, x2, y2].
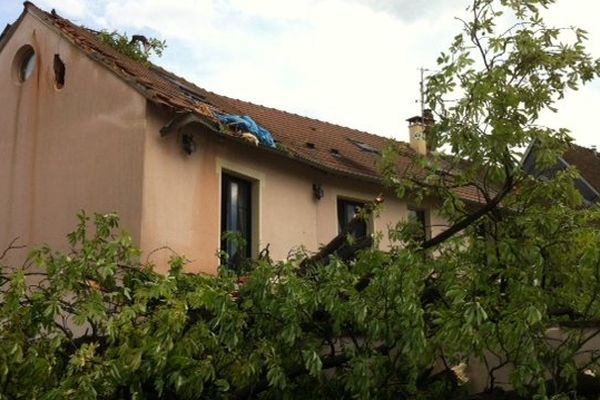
[221, 174, 252, 259]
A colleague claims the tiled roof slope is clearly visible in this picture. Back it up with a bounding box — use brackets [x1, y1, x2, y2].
[563, 144, 600, 194]
[152, 66, 407, 182]
[7, 2, 483, 203]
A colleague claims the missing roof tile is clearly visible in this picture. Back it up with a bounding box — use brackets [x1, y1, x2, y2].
[330, 148, 340, 156]
[305, 142, 315, 149]
[178, 85, 206, 103]
[162, 74, 207, 102]
[347, 138, 380, 155]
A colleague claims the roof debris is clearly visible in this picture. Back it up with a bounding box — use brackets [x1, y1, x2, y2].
[216, 114, 276, 148]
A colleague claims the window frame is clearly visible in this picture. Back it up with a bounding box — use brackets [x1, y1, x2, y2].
[407, 207, 430, 240]
[220, 172, 254, 261]
[337, 197, 369, 239]
[12, 44, 36, 84]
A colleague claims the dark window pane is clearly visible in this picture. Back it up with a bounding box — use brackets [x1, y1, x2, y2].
[408, 208, 428, 239]
[20, 49, 36, 82]
[221, 173, 252, 260]
[337, 199, 367, 238]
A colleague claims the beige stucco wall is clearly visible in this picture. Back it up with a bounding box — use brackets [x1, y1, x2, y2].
[466, 328, 600, 393]
[0, 13, 147, 263]
[140, 105, 447, 274]
[0, 12, 447, 274]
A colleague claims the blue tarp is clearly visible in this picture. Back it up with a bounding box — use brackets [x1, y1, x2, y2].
[216, 113, 276, 148]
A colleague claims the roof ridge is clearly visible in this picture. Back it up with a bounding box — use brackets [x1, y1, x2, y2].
[26, 3, 149, 67]
[23, 3, 130, 65]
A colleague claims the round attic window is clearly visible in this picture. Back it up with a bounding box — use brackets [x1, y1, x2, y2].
[13, 45, 36, 83]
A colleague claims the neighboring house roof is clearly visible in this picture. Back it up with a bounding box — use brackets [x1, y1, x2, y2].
[562, 144, 600, 196]
[2, 2, 484, 203]
[522, 141, 600, 203]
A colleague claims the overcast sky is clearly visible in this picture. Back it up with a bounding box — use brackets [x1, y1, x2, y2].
[2, 0, 599, 148]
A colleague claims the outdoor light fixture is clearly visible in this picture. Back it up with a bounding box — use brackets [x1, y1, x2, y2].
[312, 183, 324, 200]
[182, 133, 196, 155]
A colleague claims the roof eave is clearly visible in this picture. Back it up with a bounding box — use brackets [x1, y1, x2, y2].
[212, 127, 384, 185]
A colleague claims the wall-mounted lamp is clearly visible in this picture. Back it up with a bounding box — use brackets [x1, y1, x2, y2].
[312, 183, 324, 200]
[182, 133, 196, 155]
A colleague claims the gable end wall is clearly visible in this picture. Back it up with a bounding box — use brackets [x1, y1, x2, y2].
[0, 12, 147, 261]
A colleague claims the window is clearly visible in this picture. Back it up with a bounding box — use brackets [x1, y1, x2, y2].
[408, 208, 429, 239]
[221, 173, 253, 260]
[12, 45, 36, 83]
[337, 198, 368, 238]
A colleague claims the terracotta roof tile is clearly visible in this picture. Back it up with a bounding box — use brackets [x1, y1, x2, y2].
[563, 144, 600, 193]
[17, 2, 483, 203]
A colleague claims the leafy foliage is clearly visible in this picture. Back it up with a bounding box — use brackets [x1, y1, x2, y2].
[0, 212, 460, 399]
[97, 30, 166, 66]
[377, 0, 600, 397]
[3, 0, 600, 399]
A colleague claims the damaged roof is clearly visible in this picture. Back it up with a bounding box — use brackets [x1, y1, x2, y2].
[522, 141, 600, 204]
[4, 2, 484, 203]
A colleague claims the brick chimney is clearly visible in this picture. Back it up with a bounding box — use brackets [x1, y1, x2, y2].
[407, 109, 434, 155]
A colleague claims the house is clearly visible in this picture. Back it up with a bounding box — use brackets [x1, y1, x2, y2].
[0, 3, 481, 273]
[523, 141, 600, 204]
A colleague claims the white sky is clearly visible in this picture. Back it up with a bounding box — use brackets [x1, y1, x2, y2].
[2, 0, 599, 148]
